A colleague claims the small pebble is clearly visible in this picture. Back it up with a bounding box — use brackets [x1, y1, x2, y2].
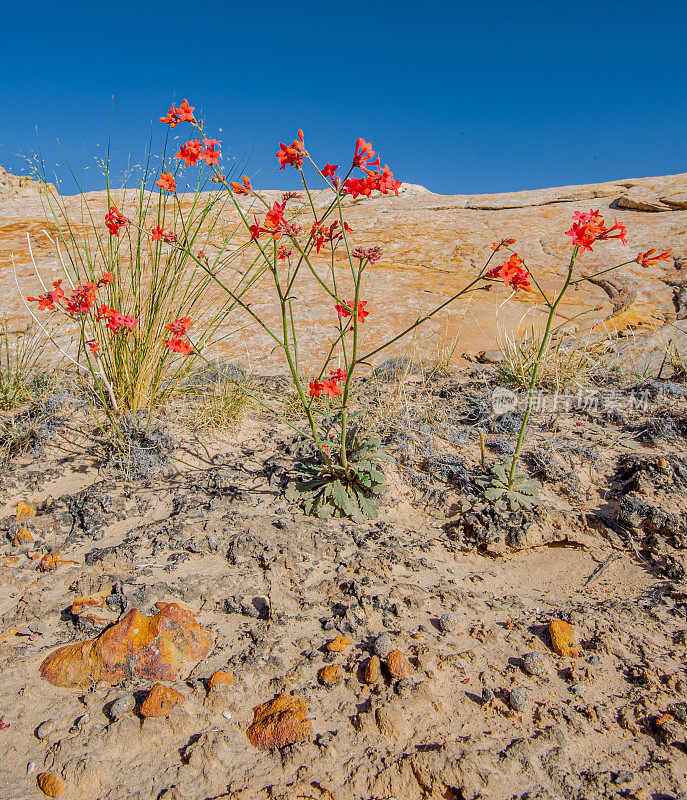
[570, 683, 586, 696]
[509, 687, 529, 712]
[439, 612, 458, 633]
[36, 719, 57, 740]
[589, 654, 601, 666]
[109, 694, 136, 719]
[222, 711, 232, 720]
[522, 652, 547, 677]
[27, 761, 36, 775]
[482, 687, 494, 703]
[374, 633, 394, 659]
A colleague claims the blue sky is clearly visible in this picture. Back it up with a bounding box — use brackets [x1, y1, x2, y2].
[2, 0, 685, 195]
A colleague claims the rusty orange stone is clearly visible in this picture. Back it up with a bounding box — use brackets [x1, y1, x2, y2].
[548, 619, 582, 658]
[319, 663, 343, 685]
[71, 591, 108, 616]
[386, 649, 414, 680]
[13, 528, 33, 546]
[16, 501, 36, 521]
[37, 772, 65, 797]
[39, 602, 213, 689]
[365, 655, 381, 684]
[139, 683, 185, 718]
[247, 693, 312, 750]
[208, 670, 234, 690]
[326, 634, 351, 653]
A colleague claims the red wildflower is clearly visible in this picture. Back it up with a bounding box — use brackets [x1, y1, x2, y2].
[248, 215, 263, 241]
[281, 191, 303, 203]
[151, 226, 177, 242]
[335, 300, 368, 322]
[28, 280, 65, 311]
[175, 139, 204, 166]
[106, 313, 138, 334]
[156, 172, 177, 192]
[321, 378, 342, 398]
[352, 138, 380, 171]
[105, 205, 129, 237]
[351, 246, 382, 263]
[165, 316, 193, 335]
[322, 163, 338, 179]
[98, 272, 114, 286]
[309, 380, 324, 398]
[311, 220, 352, 253]
[277, 245, 292, 261]
[159, 107, 181, 128]
[487, 254, 532, 292]
[276, 129, 306, 170]
[329, 368, 347, 382]
[201, 145, 221, 166]
[565, 210, 627, 253]
[65, 283, 98, 315]
[491, 238, 517, 250]
[165, 337, 194, 355]
[176, 99, 195, 123]
[230, 175, 252, 195]
[86, 340, 100, 354]
[211, 174, 227, 183]
[636, 249, 671, 267]
[263, 201, 286, 232]
[376, 165, 402, 195]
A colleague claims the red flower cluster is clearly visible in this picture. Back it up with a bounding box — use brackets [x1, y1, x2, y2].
[339, 139, 401, 199]
[229, 175, 253, 195]
[311, 220, 352, 253]
[486, 254, 532, 292]
[27, 279, 65, 311]
[98, 307, 138, 334]
[159, 99, 195, 128]
[105, 205, 129, 237]
[565, 210, 627, 253]
[491, 238, 517, 251]
[151, 226, 177, 242]
[156, 172, 177, 192]
[175, 138, 221, 167]
[276, 130, 306, 170]
[164, 317, 194, 355]
[636, 249, 671, 267]
[277, 245, 293, 261]
[335, 300, 369, 322]
[309, 368, 348, 399]
[351, 246, 382, 263]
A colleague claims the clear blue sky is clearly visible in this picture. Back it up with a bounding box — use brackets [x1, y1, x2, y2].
[2, 0, 685, 195]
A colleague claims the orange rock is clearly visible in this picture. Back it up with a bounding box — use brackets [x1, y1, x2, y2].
[319, 663, 343, 686]
[37, 772, 65, 797]
[386, 649, 414, 680]
[139, 683, 185, 718]
[208, 670, 234, 690]
[2, 556, 20, 566]
[13, 528, 33, 546]
[71, 591, 108, 616]
[365, 655, 381, 684]
[39, 602, 213, 689]
[548, 619, 582, 658]
[247, 693, 312, 750]
[16, 501, 36, 521]
[39, 552, 78, 572]
[326, 634, 351, 653]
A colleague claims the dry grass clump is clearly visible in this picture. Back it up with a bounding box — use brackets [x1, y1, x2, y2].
[186, 382, 252, 430]
[0, 318, 48, 410]
[496, 328, 608, 391]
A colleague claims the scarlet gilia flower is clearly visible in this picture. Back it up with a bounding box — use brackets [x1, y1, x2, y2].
[230, 175, 253, 195]
[277, 245, 292, 261]
[28, 279, 65, 311]
[491, 238, 517, 250]
[248, 215, 263, 241]
[281, 191, 303, 203]
[276, 129, 306, 170]
[263, 201, 286, 233]
[98, 272, 114, 286]
[322, 163, 338, 179]
[636, 249, 671, 268]
[352, 138, 380, 171]
[329, 367, 347, 382]
[105, 312, 138, 334]
[486, 254, 532, 292]
[212, 174, 227, 183]
[175, 139, 204, 167]
[335, 300, 369, 322]
[105, 205, 129, 237]
[201, 139, 221, 165]
[311, 220, 352, 253]
[65, 282, 99, 315]
[165, 337, 194, 355]
[342, 168, 402, 199]
[351, 246, 382, 263]
[165, 316, 193, 335]
[565, 209, 627, 253]
[86, 340, 100, 354]
[321, 379, 342, 398]
[159, 99, 196, 127]
[309, 380, 324, 399]
[151, 226, 177, 242]
[156, 172, 177, 192]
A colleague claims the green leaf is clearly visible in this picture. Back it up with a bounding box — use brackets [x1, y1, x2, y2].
[331, 480, 350, 512]
[483, 487, 505, 501]
[357, 494, 379, 519]
[284, 482, 299, 502]
[316, 502, 335, 519]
